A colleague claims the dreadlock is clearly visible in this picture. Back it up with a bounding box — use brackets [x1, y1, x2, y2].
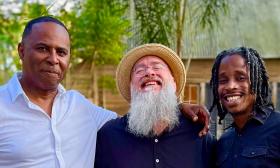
[209, 47, 274, 123]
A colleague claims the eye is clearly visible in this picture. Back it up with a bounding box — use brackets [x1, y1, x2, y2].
[57, 49, 68, 57]
[36, 46, 48, 52]
[153, 66, 161, 71]
[218, 78, 228, 84]
[152, 64, 164, 71]
[135, 68, 145, 75]
[237, 75, 247, 81]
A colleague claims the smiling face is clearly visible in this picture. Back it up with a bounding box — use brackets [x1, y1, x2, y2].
[131, 56, 176, 93]
[218, 54, 255, 116]
[18, 21, 70, 91]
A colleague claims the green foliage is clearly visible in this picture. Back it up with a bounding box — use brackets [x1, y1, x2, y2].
[0, 12, 21, 73]
[133, 0, 177, 46]
[195, 0, 229, 29]
[70, 0, 130, 65]
[57, 0, 130, 93]
[21, 2, 49, 19]
[133, 0, 228, 49]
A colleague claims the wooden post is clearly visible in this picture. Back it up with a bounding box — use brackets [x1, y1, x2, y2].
[200, 82, 205, 105]
[272, 82, 277, 107]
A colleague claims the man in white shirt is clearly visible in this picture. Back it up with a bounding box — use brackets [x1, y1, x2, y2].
[0, 16, 116, 168]
[0, 16, 209, 168]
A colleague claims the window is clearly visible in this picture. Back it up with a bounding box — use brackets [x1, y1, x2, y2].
[184, 83, 199, 104]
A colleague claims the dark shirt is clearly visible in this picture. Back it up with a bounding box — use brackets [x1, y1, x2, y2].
[95, 113, 216, 168]
[216, 107, 280, 168]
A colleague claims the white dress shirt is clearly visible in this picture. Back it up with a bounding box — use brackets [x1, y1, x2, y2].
[0, 73, 117, 168]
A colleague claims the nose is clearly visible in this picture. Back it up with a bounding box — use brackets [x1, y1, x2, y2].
[47, 49, 59, 65]
[226, 79, 238, 90]
[144, 67, 156, 76]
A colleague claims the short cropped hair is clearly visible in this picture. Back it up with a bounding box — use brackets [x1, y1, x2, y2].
[22, 16, 68, 40]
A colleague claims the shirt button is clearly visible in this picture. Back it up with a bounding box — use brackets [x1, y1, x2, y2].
[155, 159, 160, 163]
[251, 152, 255, 155]
[155, 139, 158, 143]
[234, 154, 238, 158]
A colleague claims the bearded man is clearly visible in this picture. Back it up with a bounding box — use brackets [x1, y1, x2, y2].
[94, 44, 216, 168]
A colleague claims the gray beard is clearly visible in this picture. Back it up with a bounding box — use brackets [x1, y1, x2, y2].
[127, 84, 179, 137]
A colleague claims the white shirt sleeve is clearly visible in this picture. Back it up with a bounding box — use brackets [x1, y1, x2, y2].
[89, 103, 117, 130]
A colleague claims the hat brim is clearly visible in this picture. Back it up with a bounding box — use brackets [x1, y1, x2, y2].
[116, 43, 186, 102]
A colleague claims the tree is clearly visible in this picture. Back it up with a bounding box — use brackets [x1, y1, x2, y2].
[132, 0, 176, 47]
[132, 0, 228, 57]
[64, 0, 130, 105]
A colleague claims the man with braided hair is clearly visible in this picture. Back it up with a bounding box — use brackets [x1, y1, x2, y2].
[209, 47, 280, 168]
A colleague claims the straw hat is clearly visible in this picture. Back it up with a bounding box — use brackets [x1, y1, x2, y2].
[116, 43, 186, 102]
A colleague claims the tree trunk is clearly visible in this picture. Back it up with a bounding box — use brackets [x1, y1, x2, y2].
[176, 0, 188, 100]
[100, 67, 106, 108]
[90, 60, 99, 105]
[176, 0, 187, 58]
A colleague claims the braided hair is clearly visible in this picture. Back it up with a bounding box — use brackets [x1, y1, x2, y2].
[209, 47, 274, 123]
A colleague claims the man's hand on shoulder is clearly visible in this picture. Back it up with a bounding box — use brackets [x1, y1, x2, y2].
[180, 103, 210, 137]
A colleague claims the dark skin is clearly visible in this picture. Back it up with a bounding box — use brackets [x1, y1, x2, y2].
[18, 22, 70, 116]
[181, 103, 210, 137]
[218, 54, 255, 130]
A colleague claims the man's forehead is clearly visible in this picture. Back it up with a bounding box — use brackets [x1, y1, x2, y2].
[131, 55, 174, 78]
[133, 55, 168, 67]
[28, 22, 69, 38]
[25, 22, 70, 46]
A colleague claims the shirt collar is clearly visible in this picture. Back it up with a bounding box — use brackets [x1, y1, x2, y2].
[7, 73, 25, 102]
[57, 82, 66, 95]
[251, 106, 272, 124]
[228, 106, 272, 129]
[8, 72, 66, 102]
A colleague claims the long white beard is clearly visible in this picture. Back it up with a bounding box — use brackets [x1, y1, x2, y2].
[127, 84, 179, 137]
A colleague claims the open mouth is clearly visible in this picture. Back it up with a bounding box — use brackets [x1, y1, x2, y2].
[222, 94, 243, 106]
[140, 79, 162, 91]
[141, 81, 161, 87]
[225, 95, 241, 102]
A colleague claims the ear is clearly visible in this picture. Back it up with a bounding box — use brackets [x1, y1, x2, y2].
[18, 42, 24, 60]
